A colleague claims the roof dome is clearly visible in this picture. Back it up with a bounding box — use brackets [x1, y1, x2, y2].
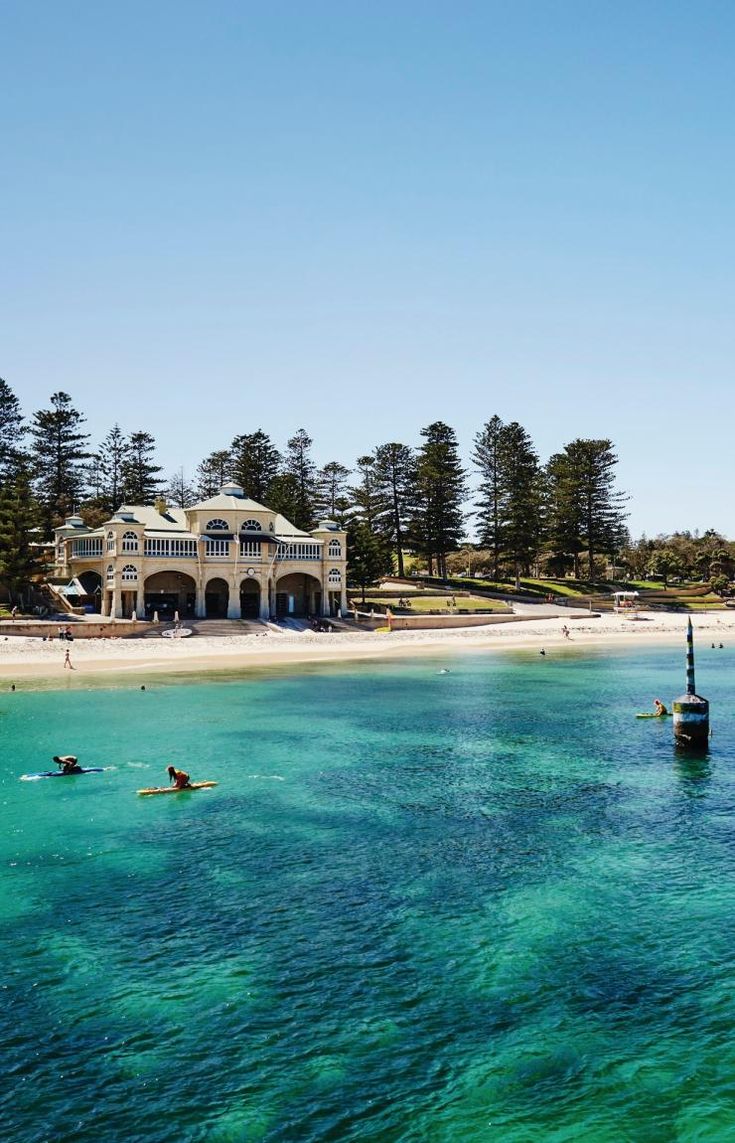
[219, 481, 245, 498]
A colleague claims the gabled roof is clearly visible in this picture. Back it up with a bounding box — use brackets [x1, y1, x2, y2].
[191, 492, 269, 513]
[273, 514, 314, 539]
[111, 505, 189, 532]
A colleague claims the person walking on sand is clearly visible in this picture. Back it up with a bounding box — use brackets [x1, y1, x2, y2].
[63, 648, 74, 670]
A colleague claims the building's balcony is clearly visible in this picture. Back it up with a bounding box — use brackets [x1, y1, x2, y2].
[276, 543, 322, 561]
[203, 540, 231, 558]
[144, 540, 197, 559]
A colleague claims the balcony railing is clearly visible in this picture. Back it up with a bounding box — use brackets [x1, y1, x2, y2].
[240, 541, 262, 559]
[71, 540, 104, 557]
[276, 542, 322, 561]
[204, 539, 230, 557]
[144, 539, 197, 558]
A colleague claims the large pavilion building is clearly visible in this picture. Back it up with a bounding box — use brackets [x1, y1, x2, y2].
[54, 482, 348, 621]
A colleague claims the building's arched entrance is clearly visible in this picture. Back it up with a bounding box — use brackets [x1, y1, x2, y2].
[144, 571, 196, 620]
[77, 570, 102, 613]
[275, 572, 322, 618]
[205, 578, 229, 618]
[239, 577, 261, 619]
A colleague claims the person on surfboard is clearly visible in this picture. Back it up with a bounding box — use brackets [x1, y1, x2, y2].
[653, 699, 668, 717]
[53, 755, 81, 775]
[167, 765, 192, 790]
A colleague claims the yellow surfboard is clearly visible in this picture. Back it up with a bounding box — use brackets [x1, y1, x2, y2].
[137, 781, 218, 796]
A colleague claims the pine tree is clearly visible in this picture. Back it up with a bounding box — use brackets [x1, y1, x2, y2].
[30, 391, 91, 533]
[316, 461, 351, 524]
[372, 443, 414, 578]
[346, 520, 393, 604]
[472, 415, 507, 581]
[0, 377, 26, 486]
[121, 432, 164, 504]
[0, 463, 42, 597]
[545, 439, 628, 578]
[412, 421, 466, 578]
[196, 449, 233, 498]
[474, 418, 544, 587]
[95, 424, 130, 514]
[266, 472, 301, 523]
[166, 468, 197, 508]
[348, 456, 382, 532]
[282, 429, 317, 530]
[230, 430, 281, 502]
[502, 423, 544, 586]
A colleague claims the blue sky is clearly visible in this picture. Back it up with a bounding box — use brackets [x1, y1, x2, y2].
[2, 1, 734, 536]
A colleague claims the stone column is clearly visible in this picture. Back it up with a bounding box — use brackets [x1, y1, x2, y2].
[321, 579, 330, 617]
[226, 575, 239, 619]
[259, 578, 270, 620]
[136, 582, 145, 617]
[340, 584, 347, 615]
[111, 587, 122, 619]
[195, 580, 206, 618]
[100, 589, 110, 617]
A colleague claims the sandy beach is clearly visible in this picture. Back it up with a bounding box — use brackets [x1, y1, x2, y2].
[1, 610, 733, 683]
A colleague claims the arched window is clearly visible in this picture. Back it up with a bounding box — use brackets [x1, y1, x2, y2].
[106, 530, 116, 552]
[242, 519, 260, 532]
[121, 565, 138, 582]
[328, 539, 342, 558]
[122, 530, 138, 552]
[206, 518, 229, 532]
[328, 568, 341, 585]
[106, 564, 115, 581]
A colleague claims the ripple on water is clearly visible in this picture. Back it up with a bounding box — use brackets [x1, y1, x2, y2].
[2, 648, 735, 1140]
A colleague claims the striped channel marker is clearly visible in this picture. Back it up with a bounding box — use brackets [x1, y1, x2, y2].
[672, 618, 710, 748]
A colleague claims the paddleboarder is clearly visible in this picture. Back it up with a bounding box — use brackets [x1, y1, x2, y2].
[167, 765, 192, 790]
[53, 755, 81, 775]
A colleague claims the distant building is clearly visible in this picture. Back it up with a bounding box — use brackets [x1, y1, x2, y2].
[54, 482, 347, 621]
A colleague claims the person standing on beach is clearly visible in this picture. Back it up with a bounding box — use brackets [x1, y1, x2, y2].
[63, 648, 73, 669]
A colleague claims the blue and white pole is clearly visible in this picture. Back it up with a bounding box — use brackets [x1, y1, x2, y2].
[673, 619, 710, 747]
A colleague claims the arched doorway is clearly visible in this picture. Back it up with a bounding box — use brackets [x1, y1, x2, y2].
[144, 571, 196, 620]
[205, 577, 229, 619]
[275, 572, 322, 618]
[77, 570, 102, 613]
[239, 577, 261, 619]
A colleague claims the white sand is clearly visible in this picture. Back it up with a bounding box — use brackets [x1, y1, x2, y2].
[1, 610, 732, 683]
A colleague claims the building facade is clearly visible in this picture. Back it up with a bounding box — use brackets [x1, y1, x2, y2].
[54, 482, 348, 621]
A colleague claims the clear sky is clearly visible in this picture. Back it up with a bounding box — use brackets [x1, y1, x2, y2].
[2, 1, 734, 537]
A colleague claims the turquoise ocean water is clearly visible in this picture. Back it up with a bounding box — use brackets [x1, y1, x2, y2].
[2, 645, 735, 1142]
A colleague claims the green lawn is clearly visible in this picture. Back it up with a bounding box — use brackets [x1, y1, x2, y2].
[352, 594, 510, 613]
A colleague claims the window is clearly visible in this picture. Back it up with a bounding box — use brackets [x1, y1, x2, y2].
[206, 518, 229, 531]
[328, 568, 341, 585]
[240, 540, 262, 559]
[328, 539, 342, 558]
[121, 565, 138, 582]
[106, 531, 116, 552]
[122, 530, 138, 552]
[106, 564, 114, 582]
[242, 518, 260, 532]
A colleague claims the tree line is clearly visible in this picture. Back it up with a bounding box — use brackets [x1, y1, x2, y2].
[0, 377, 631, 596]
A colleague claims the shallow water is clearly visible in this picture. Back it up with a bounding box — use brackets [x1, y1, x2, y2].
[2, 645, 735, 1141]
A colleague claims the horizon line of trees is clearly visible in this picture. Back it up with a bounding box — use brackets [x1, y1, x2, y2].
[0, 374, 695, 601]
